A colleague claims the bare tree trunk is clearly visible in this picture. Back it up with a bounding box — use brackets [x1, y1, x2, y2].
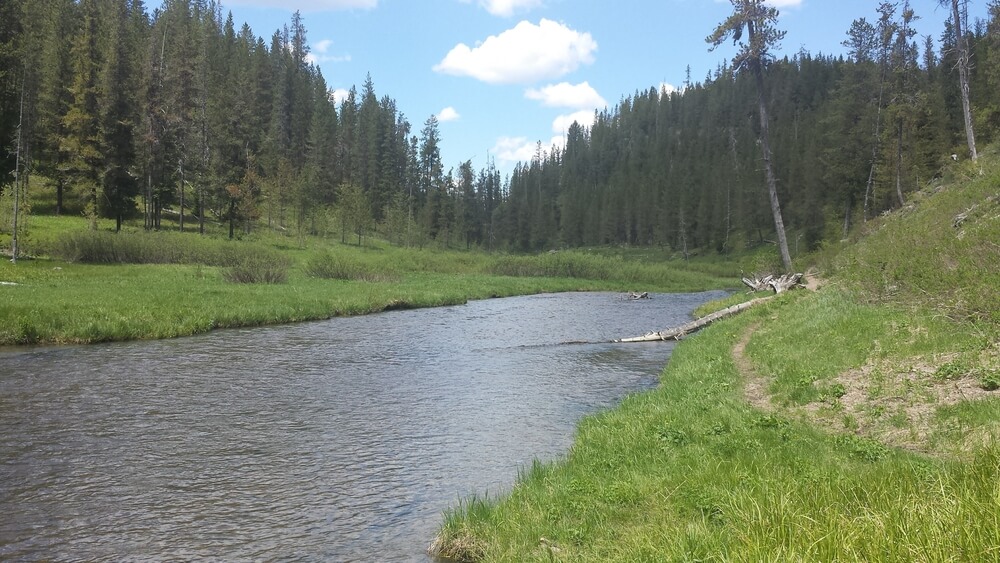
[864, 98, 883, 222]
[865, 31, 891, 223]
[56, 179, 63, 216]
[896, 120, 905, 207]
[843, 197, 852, 238]
[678, 205, 689, 260]
[145, 169, 152, 230]
[951, 0, 978, 161]
[615, 297, 774, 343]
[11, 72, 26, 263]
[753, 64, 793, 272]
[178, 158, 185, 232]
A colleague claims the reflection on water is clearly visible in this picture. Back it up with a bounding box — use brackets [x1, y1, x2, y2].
[0, 291, 725, 561]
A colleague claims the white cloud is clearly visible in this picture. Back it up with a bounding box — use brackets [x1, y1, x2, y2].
[492, 136, 538, 164]
[478, 0, 544, 17]
[437, 106, 461, 122]
[525, 81, 606, 109]
[659, 82, 678, 96]
[434, 19, 597, 84]
[551, 109, 595, 135]
[765, 0, 802, 7]
[492, 135, 568, 165]
[307, 39, 352, 66]
[547, 134, 566, 153]
[222, 0, 377, 10]
[331, 88, 351, 106]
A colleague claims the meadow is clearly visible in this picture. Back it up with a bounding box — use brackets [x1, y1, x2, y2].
[431, 151, 1000, 560]
[0, 213, 736, 345]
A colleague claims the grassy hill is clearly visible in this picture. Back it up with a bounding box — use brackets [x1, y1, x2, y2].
[432, 150, 1000, 561]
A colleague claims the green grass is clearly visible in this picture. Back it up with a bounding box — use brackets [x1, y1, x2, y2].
[748, 289, 974, 405]
[433, 302, 1000, 562]
[432, 149, 1000, 561]
[0, 214, 736, 344]
[831, 147, 1000, 324]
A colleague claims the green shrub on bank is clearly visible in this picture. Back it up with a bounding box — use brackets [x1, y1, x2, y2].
[221, 248, 291, 284]
[305, 251, 400, 282]
[52, 229, 286, 270]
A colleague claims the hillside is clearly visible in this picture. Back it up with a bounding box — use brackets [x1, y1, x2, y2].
[432, 149, 1000, 561]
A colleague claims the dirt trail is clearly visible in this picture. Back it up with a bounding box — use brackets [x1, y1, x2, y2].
[729, 284, 997, 454]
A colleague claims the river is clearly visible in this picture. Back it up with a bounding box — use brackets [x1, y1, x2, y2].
[0, 290, 726, 561]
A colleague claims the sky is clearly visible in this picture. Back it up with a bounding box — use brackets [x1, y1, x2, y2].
[216, 0, 990, 178]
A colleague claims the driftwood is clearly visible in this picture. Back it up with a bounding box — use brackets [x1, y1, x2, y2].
[627, 291, 650, 300]
[613, 297, 772, 343]
[741, 272, 803, 294]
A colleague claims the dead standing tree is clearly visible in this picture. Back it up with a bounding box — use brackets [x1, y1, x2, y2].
[708, 0, 793, 272]
[941, 0, 977, 161]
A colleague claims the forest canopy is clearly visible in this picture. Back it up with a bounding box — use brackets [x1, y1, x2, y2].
[2, 0, 1000, 259]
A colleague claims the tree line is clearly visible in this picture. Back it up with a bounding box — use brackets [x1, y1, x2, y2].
[2, 0, 1000, 259]
[494, 0, 1000, 258]
[0, 0, 502, 249]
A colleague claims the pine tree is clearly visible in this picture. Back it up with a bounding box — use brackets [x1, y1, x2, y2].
[708, 0, 793, 271]
[60, 0, 104, 229]
[99, 0, 145, 232]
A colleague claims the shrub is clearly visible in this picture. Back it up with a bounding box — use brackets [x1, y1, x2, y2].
[980, 369, 1000, 391]
[305, 251, 398, 282]
[221, 248, 291, 284]
[53, 230, 220, 264]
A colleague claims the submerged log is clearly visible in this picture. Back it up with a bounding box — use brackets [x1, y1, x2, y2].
[613, 297, 772, 343]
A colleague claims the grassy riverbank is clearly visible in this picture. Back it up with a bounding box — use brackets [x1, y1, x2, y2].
[432, 154, 1000, 560]
[0, 215, 737, 345]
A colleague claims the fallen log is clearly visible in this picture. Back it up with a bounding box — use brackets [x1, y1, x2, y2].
[613, 297, 772, 343]
[741, 272, 803, 294]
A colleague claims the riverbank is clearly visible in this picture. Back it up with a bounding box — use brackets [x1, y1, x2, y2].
[0, 216, 737, 345]
[432, 153, 1000, 560]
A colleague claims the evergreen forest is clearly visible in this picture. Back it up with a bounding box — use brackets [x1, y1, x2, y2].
[3, 0, 1000, 259]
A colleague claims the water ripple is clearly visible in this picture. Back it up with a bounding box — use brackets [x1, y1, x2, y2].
[0, 290, 726, 561]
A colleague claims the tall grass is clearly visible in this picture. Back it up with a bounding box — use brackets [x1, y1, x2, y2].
[432, 305, 1000, 561]
[53, 229, 271, 266]
[50, 229, 292, 284]
[433, 150, 1000, 561]
[833, 152, 1000, 324]
[305, 250, 400, 282]
[486, 251, 727, 290]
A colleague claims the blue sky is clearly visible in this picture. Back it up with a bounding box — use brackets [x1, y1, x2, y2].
[218, 0, 989, 178]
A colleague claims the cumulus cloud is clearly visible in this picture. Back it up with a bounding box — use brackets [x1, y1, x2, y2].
[659, 82, 678, 96]
[551, 109, 596, 135]
[765, 0, 802, 7]
[330, 88, 351, 106]
[306, 39, 352, 66]
[434, 19, 597, 84]
[223, 0, 377, 10]
[525, 81, 606, 109]
[478, 0, 544, 17]
[492, 136, 539, 164]
[491, 135, 566, 165]
[437, 107, 461, 122]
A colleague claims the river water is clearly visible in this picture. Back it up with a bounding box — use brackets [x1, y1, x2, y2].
[0, 290, 725, 561]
